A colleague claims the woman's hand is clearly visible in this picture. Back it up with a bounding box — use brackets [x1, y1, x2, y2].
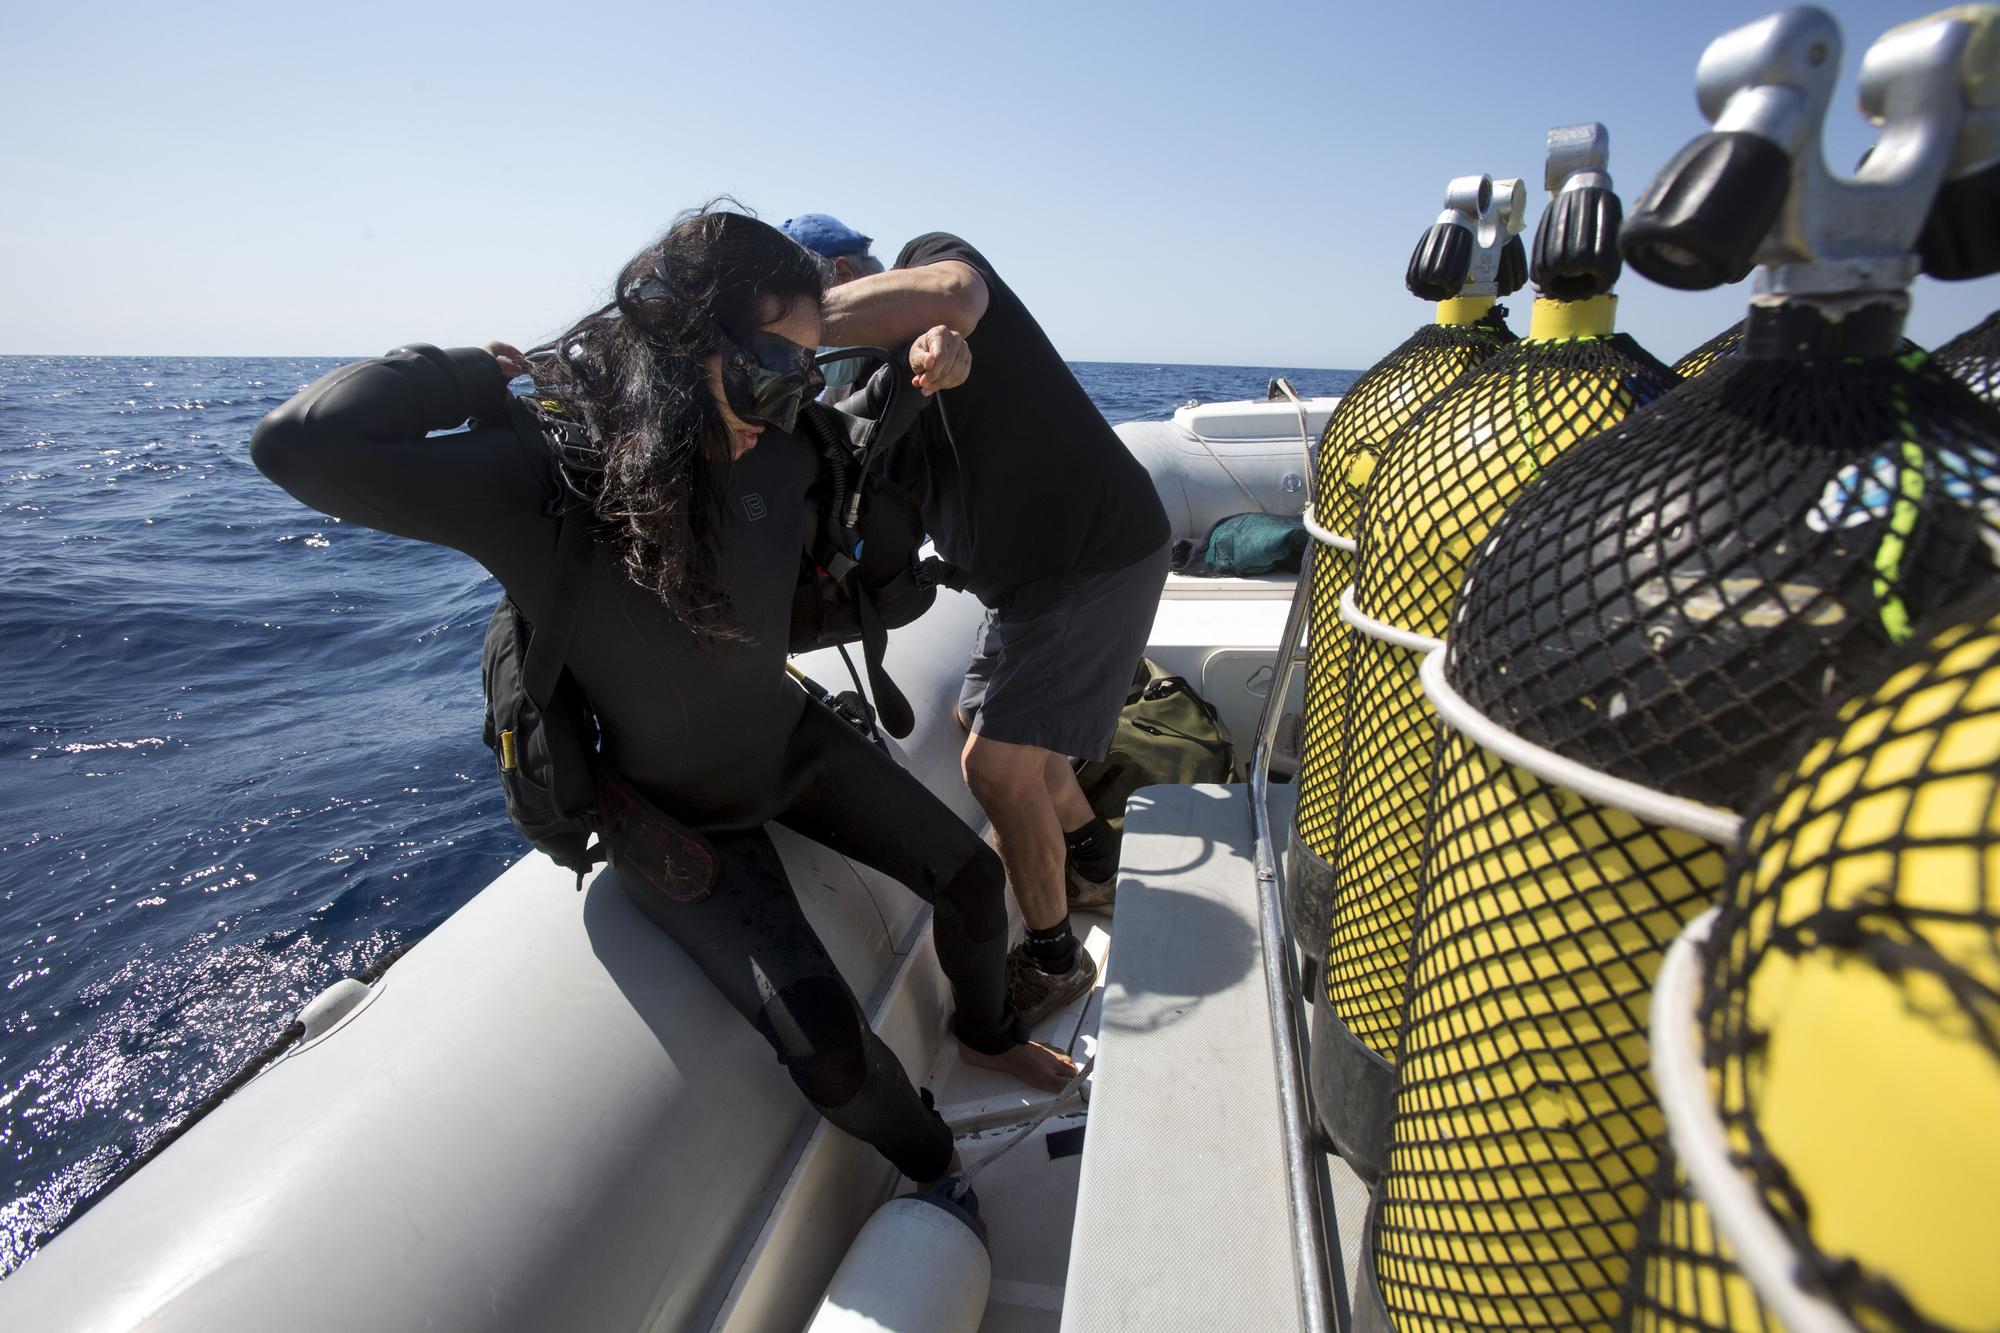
[482, 340, 530, 379]
[908, 326, 971, 396]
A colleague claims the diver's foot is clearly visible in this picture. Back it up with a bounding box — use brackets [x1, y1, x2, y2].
[1005, 941, 1099, 1030]
[958, 1036, 1080, 1092]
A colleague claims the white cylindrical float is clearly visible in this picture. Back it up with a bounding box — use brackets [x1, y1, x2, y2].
[806, 1192, 991, 1333]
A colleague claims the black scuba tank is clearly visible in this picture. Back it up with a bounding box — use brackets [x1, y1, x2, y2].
[1934, 308, 2000, 406]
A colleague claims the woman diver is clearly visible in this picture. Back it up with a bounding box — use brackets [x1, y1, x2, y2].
[250, 206, 1076, 1195]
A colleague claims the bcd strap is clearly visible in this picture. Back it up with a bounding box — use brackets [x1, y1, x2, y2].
[522, 502, 606, 888]
[521, 506, 594, 712]
[857, 588, 916, 739]
[922, 556, 970, 593]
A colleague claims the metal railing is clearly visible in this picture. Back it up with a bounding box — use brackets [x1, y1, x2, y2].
[1246, 379, 1345, 1333]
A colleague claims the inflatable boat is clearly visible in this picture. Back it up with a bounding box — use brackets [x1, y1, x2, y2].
[0, 392, 1338, 1332]
[12, 11, 2000, 1323]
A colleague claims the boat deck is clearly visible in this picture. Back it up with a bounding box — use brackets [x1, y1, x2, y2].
[924, 782, 1367, 1333]
[716, 577, 1321, 1332]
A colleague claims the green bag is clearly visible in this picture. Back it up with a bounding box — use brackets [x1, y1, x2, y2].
[1075, 659, 1238, 835]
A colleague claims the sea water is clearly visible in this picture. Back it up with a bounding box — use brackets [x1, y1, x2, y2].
[0, 354, 1354, 1272]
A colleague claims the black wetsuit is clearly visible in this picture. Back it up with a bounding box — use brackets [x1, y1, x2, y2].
[252, 345, 1016, 1181]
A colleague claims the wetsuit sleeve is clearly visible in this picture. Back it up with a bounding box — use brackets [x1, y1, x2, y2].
[249, 345, 551, 564]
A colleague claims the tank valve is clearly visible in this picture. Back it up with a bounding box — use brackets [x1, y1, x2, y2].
[1533, 122, 1623, 302]
[1623, 5, 2000, 295]
[1406, 173, 1530, 300]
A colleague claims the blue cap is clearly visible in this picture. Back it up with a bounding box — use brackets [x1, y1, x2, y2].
[781, 213, 873, 259]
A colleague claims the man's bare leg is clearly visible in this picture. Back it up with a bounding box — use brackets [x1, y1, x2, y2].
[961, 729, 1100, 1035]
[961, 731, 1068, 932]
[1045, 751, 1096, 832]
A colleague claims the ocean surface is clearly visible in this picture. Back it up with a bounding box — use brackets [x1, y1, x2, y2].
[0, 354, 1355, 1274]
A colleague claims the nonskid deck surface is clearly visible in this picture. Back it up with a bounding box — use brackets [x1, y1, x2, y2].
[919, 913, 1112, 1333]
[939, 791, 1369, 1333]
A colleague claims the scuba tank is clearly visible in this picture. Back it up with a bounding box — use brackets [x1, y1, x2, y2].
[1311, 124, 1678, 1183]
[1672, 319, 1755, 379]
[1643, 594, 2000, 1333]
[1671, 315, 1924, 380]
[1356, 8, 2000, 1331]
[1935, 308, 2000, 404]
[1287, 175, 1526, 962]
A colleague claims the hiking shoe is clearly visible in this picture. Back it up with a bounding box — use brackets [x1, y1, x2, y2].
[1065, 862, 1116, 914]
[1006, 942, 1098, 1030]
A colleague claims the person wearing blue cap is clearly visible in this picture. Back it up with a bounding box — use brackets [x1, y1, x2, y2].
[781, 215, 892, 398]
[805, 224, 1171, 1029]
[781, 214, 886, 285]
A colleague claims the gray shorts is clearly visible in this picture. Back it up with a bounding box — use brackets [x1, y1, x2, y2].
[958, 543, 1170, 760]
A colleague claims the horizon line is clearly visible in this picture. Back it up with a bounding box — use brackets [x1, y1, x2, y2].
[0, 350, 1356, 374]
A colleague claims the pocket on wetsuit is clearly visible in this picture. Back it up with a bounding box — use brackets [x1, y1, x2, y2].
[595, 767, 719, 903]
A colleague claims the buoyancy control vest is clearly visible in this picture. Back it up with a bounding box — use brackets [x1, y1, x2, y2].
[479, 362, 942, 888]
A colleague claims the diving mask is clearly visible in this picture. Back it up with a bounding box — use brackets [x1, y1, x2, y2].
[711, 323, 825, 434]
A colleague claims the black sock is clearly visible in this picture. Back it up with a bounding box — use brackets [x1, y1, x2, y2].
[1064, 817, 1118, 882]
[1025, 916, 1078, 972]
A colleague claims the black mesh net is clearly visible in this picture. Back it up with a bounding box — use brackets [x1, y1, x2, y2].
[1324, 332, 1680, 1060]
[1673, 319, 1924, 383]
[1642, 600, 2000, 1333]
[1447, 352, 2000, 810]
[1289, 310, 1515, 950]
[1369, 348, 2000, 1331]
[1626, 1161, 1778, 1333]
[1933, 309, 2000, 407]
[1374, 723, 1731, 1331]
[1672, 322, 1746, 381]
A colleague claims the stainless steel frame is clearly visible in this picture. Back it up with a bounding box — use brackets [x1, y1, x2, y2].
[1247, 377, 1344, 1332]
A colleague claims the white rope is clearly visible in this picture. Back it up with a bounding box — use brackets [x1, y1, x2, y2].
[952, 1053, 1096, 1195]
[1301, 505, 1356, 552]
[1338, 582, 1444, 655]
[1183, 407, 1270, 515]
[1419, 648, 1744, 845]
[1268, 374, 1317, 488]
[1651, 911, 1859, 1333]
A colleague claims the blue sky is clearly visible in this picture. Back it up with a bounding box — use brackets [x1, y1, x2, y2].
[3, 0, 1993, 368]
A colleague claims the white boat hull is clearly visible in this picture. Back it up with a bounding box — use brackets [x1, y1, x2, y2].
[0, 402, 1334, 1330]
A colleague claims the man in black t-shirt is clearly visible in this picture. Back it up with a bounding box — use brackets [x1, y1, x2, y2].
[815, 228, 1171, 1027]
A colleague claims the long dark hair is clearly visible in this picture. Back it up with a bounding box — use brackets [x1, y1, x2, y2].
[532, 204, 823, 643]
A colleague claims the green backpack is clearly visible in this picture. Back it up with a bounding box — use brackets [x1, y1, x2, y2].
[1075, 659, 1238, 834]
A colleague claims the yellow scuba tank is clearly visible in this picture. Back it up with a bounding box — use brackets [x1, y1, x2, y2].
[1646, 598, 2000, 1333]
[1730, 610, 2000, 1332]
[1357, 8, 2000, 1331]
[1311, 124, 1678, 1184]
[1287, 175, 1526, 958]
[1935, 309, 2000, 405]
